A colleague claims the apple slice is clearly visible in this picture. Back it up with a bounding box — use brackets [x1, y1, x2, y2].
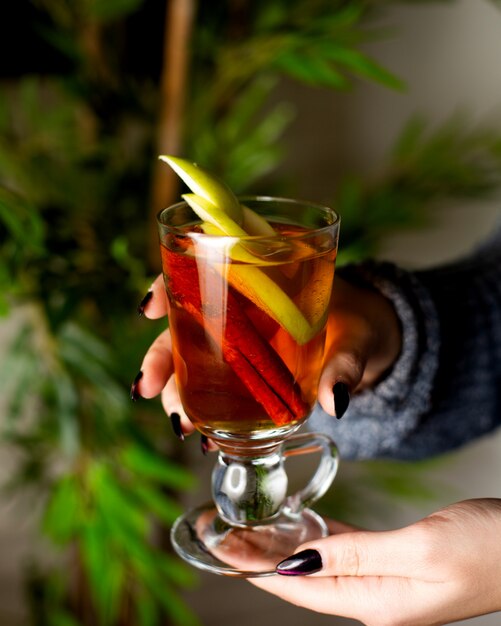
[241, 205, 276, 236]
[183, 193, 248, 237]
[196, 222, 318, 344]
[160, 155, 279, 236]
[228, 265, 320, 345]
[184, 194, 281, 266]
[159, 155, 243, 225]
[197, 220, 270, 265]
[160, 155, 323, 344]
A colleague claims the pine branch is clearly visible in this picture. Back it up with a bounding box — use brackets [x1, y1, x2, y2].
[336, 113, 501, 261]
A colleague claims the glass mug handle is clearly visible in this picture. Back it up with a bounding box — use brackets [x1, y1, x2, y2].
[281, 432, 339, 516]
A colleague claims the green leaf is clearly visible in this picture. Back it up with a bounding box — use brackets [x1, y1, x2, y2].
[220, 76, 278, 144]
[155, 552, 197, 588]
[255, 3, 289, 31]
[58, 322, 127, 418]
[43, 476, 82, 544]
[391, 116, 428, 160]
[59, 322, 113, 368]
[52, 369, 80, 457]
[274, 49, 349, 89]
[0, 324, 40, 413]
[48, 609, 82, 626]
[133, 482, 183, 526]
[86, 0, 144, 22]
[319, 44, 405, 91]
[135, 586, 160, 626]
[319, 3, 365, 30]
[0, 186, 45, 250]
[90, 464, 148, 536]
[102, 508, 152, 567]
[227, 102, 295, 184]
[81, 519, 125, 626]
[105, 506, 196, 590]
[129, 533, 197, 588]
[121, 444, 197, 491]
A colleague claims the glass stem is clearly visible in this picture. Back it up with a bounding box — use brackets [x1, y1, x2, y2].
[212, 446, 288, 526]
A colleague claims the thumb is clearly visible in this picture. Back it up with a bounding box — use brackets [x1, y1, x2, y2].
[317, 315, 373, 417]
[317, 275, 403, 417]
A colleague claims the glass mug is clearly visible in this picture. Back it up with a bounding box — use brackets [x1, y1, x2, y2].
[157, 197, 340, 576]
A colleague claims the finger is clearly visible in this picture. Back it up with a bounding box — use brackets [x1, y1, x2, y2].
[249, 571, 411, 620]
[139, 274, 169, 319]
[160, 379, 217, 449]
[205, 437, 219, 453]
[249, 574, 355, 615]
[138, 329, 173, 398]
[317, 313, 372, 416]
[161, 375, 195, 435]
[277, 526, 428, 579]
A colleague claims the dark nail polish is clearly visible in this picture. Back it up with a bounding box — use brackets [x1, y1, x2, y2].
[276, 549, 323, 576]
[130, 371, 143, 401]
[170, 412, 185, 441]
[200, 434, 209, 456]
[333, 382, 350, 419]
[137, 290, 153, 316]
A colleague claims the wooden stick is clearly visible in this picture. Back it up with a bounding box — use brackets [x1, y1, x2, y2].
[149, 0, 196, 269]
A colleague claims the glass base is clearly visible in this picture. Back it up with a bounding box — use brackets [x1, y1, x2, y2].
[170, 502, 328, 577]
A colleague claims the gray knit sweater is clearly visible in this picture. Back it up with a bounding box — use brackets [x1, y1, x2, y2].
[309, 223, 501, 461]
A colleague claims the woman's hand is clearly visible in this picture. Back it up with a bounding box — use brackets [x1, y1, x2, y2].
[132, 275, 197, 439]
[318, 275, 401, 417]
[250, 499, 501, 626]
[133, 273, 402, 428]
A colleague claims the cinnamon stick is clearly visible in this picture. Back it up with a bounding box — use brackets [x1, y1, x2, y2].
[161, 243, 309, 426]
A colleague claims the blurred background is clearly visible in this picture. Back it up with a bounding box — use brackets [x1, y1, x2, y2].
[0, 0, 500, 625]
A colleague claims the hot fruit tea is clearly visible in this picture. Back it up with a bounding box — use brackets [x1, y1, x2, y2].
[160, 215, 337, 441]
[157, 159, 340, 576]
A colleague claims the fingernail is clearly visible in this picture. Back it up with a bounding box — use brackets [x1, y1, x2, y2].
[333, 382, 350, 419]
[276, 549, 323, 576]
[130, 371, 143, 401]
[137, 290, 153, 316]
[170, 412, 185, 441]
[200, 434, 209, 456]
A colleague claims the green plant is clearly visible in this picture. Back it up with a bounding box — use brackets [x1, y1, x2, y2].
[1, 1, 501, 625]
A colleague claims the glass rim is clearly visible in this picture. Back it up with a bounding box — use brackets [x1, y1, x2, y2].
[156, 195, 340, 242]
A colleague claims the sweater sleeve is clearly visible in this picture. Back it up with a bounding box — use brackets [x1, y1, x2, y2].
[308, 227, 501, 461]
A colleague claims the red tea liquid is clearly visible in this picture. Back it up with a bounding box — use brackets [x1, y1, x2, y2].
[161, 223, 336, 439]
